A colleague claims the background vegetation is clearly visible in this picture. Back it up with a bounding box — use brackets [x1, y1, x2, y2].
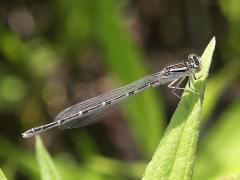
[0, 0, 239, 179]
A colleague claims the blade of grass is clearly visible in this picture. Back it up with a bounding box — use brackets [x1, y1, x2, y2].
[94, 0, 165, 158]
[142, 37, 216, 180]
[0, 169, 7, 180]
[36, 136, 62, 180]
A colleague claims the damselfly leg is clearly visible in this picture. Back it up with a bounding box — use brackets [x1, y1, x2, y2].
[168, 77, 186, 98]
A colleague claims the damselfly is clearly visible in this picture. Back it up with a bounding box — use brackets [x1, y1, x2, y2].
[22, 54, 201, 138]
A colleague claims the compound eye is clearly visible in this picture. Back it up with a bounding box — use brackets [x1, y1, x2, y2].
[188, 54, 198, 61]
[194, 60, 199, 66]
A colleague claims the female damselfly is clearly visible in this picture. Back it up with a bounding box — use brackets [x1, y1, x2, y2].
[22, 54, 201, 138]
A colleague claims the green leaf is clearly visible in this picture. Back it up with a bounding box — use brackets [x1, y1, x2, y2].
[142, 37, 216, 180]
[0, 169, 7, 180]
[216, 173, 240, 180]
[36, 136, 62, 180]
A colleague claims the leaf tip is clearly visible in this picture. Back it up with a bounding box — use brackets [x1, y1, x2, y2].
[207, 36, 216, 52]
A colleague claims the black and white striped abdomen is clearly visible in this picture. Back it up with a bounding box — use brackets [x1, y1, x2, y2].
[54, 73, 160, 129]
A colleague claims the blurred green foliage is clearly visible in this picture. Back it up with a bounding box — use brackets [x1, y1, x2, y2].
[94, 0, 165, 157]
[194, 99, 240, 179]
[0, 0, 240, 179]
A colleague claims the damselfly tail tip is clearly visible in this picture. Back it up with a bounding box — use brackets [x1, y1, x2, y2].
[22, 130, 34, 138]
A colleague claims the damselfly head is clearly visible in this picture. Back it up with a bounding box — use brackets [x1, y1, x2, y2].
[185, 54, 201, 72]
